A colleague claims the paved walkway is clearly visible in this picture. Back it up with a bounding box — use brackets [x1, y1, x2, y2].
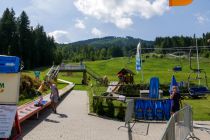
[19, 90, 210, 140]
[193, 121, 210, 139]
[19, 90, 167, 140]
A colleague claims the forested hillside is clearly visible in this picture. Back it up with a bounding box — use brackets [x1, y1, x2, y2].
[59, 36, 154, 62]
[154, 34, 210, 54]
[59, 34, 210, 62]
[0, 8, 62, 69]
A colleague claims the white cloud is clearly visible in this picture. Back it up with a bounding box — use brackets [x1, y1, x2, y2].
[27, 0, 71, 15]
[195, 14, 209, 24]
[75, 19, 86, 29]
[91, 28, 103, 37]
[25, 0, 73, 25]
[74, 0, 169, 29]
[48, 30, 71, 43]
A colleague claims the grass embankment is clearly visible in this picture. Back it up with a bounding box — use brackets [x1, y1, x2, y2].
[60, 56, 210, 120]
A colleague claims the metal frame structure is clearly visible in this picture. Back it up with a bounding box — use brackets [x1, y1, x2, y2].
[161, 105, 199, 140]
[188, 49, 210, 97]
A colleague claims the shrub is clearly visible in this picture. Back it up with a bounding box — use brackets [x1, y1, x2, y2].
[116, 103, 125, 121]
[96, 98, 105, 115]
[106, 99, 115, 117]
[145, 55, 150, 59]
[19, 74, 49, 100]
[203, 51, 210, 58]
[20, 74, 41, 98]
[159, 54, 165, 58]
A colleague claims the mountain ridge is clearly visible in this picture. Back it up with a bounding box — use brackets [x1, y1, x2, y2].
[65, 36, 154, 47]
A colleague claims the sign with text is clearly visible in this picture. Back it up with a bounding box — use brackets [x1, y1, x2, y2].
[169, 0, 193, 6]
[0, 73, 20, 104]
[0, 105, 17, 138]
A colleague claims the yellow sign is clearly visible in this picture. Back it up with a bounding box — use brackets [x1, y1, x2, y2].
[169, 0, 192, 6]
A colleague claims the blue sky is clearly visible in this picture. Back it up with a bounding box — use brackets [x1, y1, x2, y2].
[0, 0, 209, 43]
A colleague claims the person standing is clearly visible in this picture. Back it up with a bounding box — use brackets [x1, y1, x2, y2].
[170, 86, 181, 115]
[49, 82, 59, 113]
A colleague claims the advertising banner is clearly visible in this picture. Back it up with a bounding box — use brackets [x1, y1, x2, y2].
[0, 105, 17, 138]
[0, 73, 20, 104]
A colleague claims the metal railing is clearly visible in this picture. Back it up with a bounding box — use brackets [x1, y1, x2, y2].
[161, 105, 199, 140]
[46, 65, 60, 81]
[59, 64, 86, 71]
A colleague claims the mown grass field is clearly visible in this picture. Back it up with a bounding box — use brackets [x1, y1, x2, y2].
[58, 55, 210, 120]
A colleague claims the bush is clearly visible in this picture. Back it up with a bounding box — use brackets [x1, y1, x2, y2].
[106, 99, 114, 117]
[145, 55, 150, 59]
[96, 98, 105, 115]
[159, 54, 165, 58]
[116, 103, 125, 121]
[203, 51, 210, 58]
[118, 84, 149, 97]
[19, 74, 48, 100]
[20, 74, 41, 98]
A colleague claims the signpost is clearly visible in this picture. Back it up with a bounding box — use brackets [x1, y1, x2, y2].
[34, 71, 41, 80]
[0, 55, 21, 139]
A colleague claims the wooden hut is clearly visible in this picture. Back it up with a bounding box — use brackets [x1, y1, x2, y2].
[117, 68, 134, 84]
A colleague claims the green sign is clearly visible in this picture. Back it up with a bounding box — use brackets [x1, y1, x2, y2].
[34, 71, 40, 78]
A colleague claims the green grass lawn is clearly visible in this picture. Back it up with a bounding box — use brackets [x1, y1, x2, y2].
[20, 56, 210, 120]
[61, 56, 210, 120]
[183, 96, 210, 120]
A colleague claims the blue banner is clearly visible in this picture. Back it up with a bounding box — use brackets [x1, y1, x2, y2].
[136, 55, 141, 71]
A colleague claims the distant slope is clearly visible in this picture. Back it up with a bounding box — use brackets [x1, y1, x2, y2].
[58, 36, 154, 61]
[68, 36, 154, 48]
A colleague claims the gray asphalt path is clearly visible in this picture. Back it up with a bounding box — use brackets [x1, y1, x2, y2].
[19, 90, 167, 140]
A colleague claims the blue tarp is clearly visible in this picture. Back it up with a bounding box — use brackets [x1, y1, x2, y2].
[149, 77, 159, 98]
[155, 101, 164, 120]
[135, 100, 145, 120]
[135, 99, 171, 121]
[144, 100, 154, 120]
[163, 99, 171, 120]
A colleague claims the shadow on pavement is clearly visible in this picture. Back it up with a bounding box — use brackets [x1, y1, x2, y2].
[45, 118, 60, 123]
[56, 113, 68, 118]
[18, 91, 71, 139]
